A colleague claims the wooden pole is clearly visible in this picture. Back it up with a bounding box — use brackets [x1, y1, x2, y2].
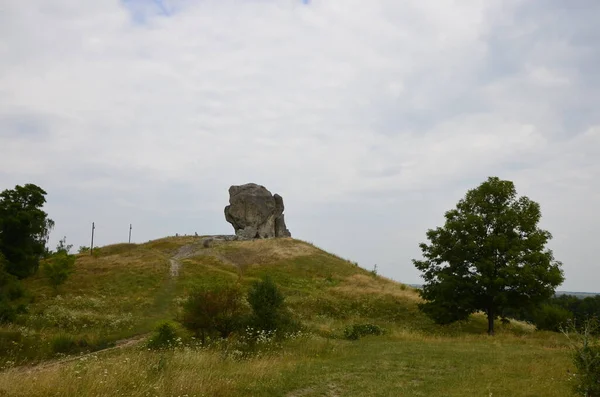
[90, 222, 95, 256]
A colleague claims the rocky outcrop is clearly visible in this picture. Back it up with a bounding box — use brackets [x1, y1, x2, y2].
[224, 183, 291, 239]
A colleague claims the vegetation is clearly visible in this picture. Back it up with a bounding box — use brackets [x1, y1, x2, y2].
[0, 231, 586, 396]
[42, 237, 76, 293]
[414, 176, 564, 335]
[181, 283, 247, 343]
[247, 275, 291, 333]
[0, 184, 54, 279]
[563, 318, 600, 396]
[0, 253, 24, 323]
[147, 321, 180, 350]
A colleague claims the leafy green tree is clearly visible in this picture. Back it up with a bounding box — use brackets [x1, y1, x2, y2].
[413, 177, 564, 335]
[0, 184, 54, 278]
[247, 275, 286, 332]
[43, 237, 76, 293]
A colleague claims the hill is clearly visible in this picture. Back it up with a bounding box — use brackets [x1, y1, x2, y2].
[0, 237, 575, 396]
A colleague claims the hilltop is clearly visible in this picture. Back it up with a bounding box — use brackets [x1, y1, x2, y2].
[0, 236, 575, 396]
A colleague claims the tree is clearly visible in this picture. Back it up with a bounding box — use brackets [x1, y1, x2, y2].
[0, 184, 54, 278]
[43, 237, 76, 293]
[413, 177, 564, 335]
[247, 275, 286, 332]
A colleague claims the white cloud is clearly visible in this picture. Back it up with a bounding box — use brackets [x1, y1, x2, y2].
[1, 0, 599, 291]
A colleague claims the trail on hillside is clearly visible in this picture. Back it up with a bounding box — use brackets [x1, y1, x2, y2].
[169, 243, 205, 277]
[8, 333, 149, 375]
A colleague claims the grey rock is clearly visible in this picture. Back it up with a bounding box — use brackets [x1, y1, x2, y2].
[224, 183, 292, 239]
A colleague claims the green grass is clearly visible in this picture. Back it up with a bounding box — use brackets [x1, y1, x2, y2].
[0, 236, 581, 395]
[0, 331, 574, 396]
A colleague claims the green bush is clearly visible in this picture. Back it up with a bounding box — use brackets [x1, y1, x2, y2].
[0, 255, 24, 323]
[344, 323, 386, 340]
[533, 303, 573, 332]
[563, 318, 600, 396]
[147, 321, 180, 350]
[247, 275, 292, 333]
[181, 283, 247, 344]
[43, 251, 76, 292]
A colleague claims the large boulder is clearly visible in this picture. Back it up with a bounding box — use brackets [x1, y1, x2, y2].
[224, 183, 291, 239]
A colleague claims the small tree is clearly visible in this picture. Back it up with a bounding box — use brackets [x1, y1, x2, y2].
[180, 283, 246, 344]
[247, 275, 286, 332]
[43, 237, 75, 293]
[413, 177, 564, 335]
[0, 184, 54, 279]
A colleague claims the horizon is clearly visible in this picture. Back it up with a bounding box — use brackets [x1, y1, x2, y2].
[1, 1, 599, 292]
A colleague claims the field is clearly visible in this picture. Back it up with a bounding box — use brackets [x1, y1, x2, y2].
[0, 237, 578, 396]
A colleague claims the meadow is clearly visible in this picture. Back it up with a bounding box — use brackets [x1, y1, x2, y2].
[0, 237, 579, 396]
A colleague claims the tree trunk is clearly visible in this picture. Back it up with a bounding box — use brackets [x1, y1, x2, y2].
[487, 308, 495, 336]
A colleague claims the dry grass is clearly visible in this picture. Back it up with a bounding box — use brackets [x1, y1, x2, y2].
[333, 274, 420, 302]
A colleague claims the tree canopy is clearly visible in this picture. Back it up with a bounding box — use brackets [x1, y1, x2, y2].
[413, 176, 564, 335]
[0, 184, 54, 279]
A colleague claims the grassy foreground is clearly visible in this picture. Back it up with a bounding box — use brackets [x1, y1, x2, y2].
[0, 237, 579, 396]
[0, 330, 573, 396]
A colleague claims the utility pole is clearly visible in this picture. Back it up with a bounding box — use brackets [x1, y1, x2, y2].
[90, 222, 95, 256]
[129, 224, 132, 244]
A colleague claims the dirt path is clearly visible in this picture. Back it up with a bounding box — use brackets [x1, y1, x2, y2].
[10, 333, 149, 374]
[169, 243, 204, 277]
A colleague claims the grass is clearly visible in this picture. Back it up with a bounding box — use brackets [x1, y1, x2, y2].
[0, 236, 582, 395]
[0, 330, 574, 396]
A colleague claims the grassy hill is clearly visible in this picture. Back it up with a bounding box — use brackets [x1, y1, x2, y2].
[0, 237, 576, 396]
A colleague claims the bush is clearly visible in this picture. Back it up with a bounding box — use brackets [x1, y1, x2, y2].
[147, 321, 180, 350]
[181, 283, 247, 344]
[344, 323, 386, 340]
[0, 255, 24, 323]
[247, 275, 290, 333]
[533, 303, 573, 332]
[43, 251, 76, 292]
[563, 318, 600, 396]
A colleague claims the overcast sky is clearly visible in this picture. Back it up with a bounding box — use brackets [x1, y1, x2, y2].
[1, 0, 599, 292]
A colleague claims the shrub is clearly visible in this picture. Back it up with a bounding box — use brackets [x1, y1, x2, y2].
[344, 323, 386, 340]
[43, 251, 76, 292]
[0, 255, 24, 323]
[533, 303, 573, 332]
[78, 246, 90, 254]
[147, 321, 180, 350]
[181, 283, 246, 344]
[563, 318, 600, 396]
[247, 275, 288, 333]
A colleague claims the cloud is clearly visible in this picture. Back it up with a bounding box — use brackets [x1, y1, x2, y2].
[1, 0, 599, 291]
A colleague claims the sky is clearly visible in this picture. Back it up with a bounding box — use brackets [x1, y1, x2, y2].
[1, 0, 599, 292]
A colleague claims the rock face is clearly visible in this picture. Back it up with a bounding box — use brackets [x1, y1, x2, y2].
[224, 183, 291, 239]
